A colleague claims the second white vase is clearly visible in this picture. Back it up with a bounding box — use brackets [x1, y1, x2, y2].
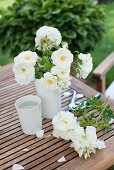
[35, 79, 61, 119]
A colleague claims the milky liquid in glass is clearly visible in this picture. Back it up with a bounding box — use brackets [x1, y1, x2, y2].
[19, 101, 38, 110]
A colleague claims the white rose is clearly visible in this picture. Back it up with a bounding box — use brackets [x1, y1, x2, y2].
[78, 53, 92, 64]
[52, 111, 80, 140]
[51, 48, 73, 68]
[53, 129, 75, 141]
[41, 72, 57, 91]
[13, 63, 35, 85]
[35, 26, 62, 51]
[52, 111, 78, 131]
[77, 53, 93, 79]
[51, 66, 70, 78]
[57, 77, 71, 90]
[76, 70, 91, 79]
[14, 50, 38, 66]
[70, 126, 106, 159]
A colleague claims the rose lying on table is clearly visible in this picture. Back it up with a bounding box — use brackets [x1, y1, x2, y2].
[52, 111, 106, 159]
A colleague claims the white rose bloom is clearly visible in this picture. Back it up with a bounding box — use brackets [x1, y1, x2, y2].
[77, 70, 90, 79]
[52, 111, 80, 140]
[13, 63, 35, 85]
[41, 72, 57, 90]
[78, 53, 92, 65]
[14, 50, 38, 66]
[70, 126, 106, 159]
[53, 129, 75, 141]
[35, 26, 61, 51]
[51, 48, 73, 68]
[77, 53, 93, 79]
[51, 66, 70, 78]
[52, 111, 78, 131]
[57, 77, 71, 90]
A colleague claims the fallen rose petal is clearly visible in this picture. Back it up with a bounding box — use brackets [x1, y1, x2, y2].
[75, 101, 81, 105]
[57, 156, 66, 162]
[64, 92, 72, 97]
[12, 164, 24, 170]
[36, 130, 44, 138]
[76, 94, 84, 99]
[22, 148, 29, 152]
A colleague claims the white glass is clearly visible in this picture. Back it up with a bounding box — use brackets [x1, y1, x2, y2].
[35, 79, 61, 119]
[15, 95, 42, 135]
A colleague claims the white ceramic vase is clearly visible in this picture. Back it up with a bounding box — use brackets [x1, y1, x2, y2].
[35, 79, 61, 119]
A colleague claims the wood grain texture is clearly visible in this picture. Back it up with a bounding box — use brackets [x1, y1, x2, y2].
[0, 64, 114, 170]
[56, 136, 114, 170]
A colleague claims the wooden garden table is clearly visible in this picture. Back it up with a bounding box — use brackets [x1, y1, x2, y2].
[0, 64, 114, 170]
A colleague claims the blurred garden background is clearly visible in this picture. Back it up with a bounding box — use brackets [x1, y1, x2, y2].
[0, 0, 114, 88]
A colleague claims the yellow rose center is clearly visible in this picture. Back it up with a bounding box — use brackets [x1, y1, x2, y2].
[61, 71, 65, 75]
[24, 55, 31, 61]
[47, 79, 54, 85]
[64, 120, 70, 125]
[82, 134, 88, 141]
[59, 55, 66, 62]
[21, 67, 26, 73]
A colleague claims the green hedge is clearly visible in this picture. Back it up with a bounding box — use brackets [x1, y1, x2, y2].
[0, 0, 105, 57]
[98, 0, 114, 4]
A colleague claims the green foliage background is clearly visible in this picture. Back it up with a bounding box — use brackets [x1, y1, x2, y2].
[0, 0, 105, 57]
[98, 0, 114, 4]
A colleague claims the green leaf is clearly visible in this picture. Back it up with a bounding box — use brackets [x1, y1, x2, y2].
[62, 31, 77, 39]
[73, 96, 114, 133]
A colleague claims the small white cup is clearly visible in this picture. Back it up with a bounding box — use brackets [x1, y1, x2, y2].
[15, 95, 42, 135]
